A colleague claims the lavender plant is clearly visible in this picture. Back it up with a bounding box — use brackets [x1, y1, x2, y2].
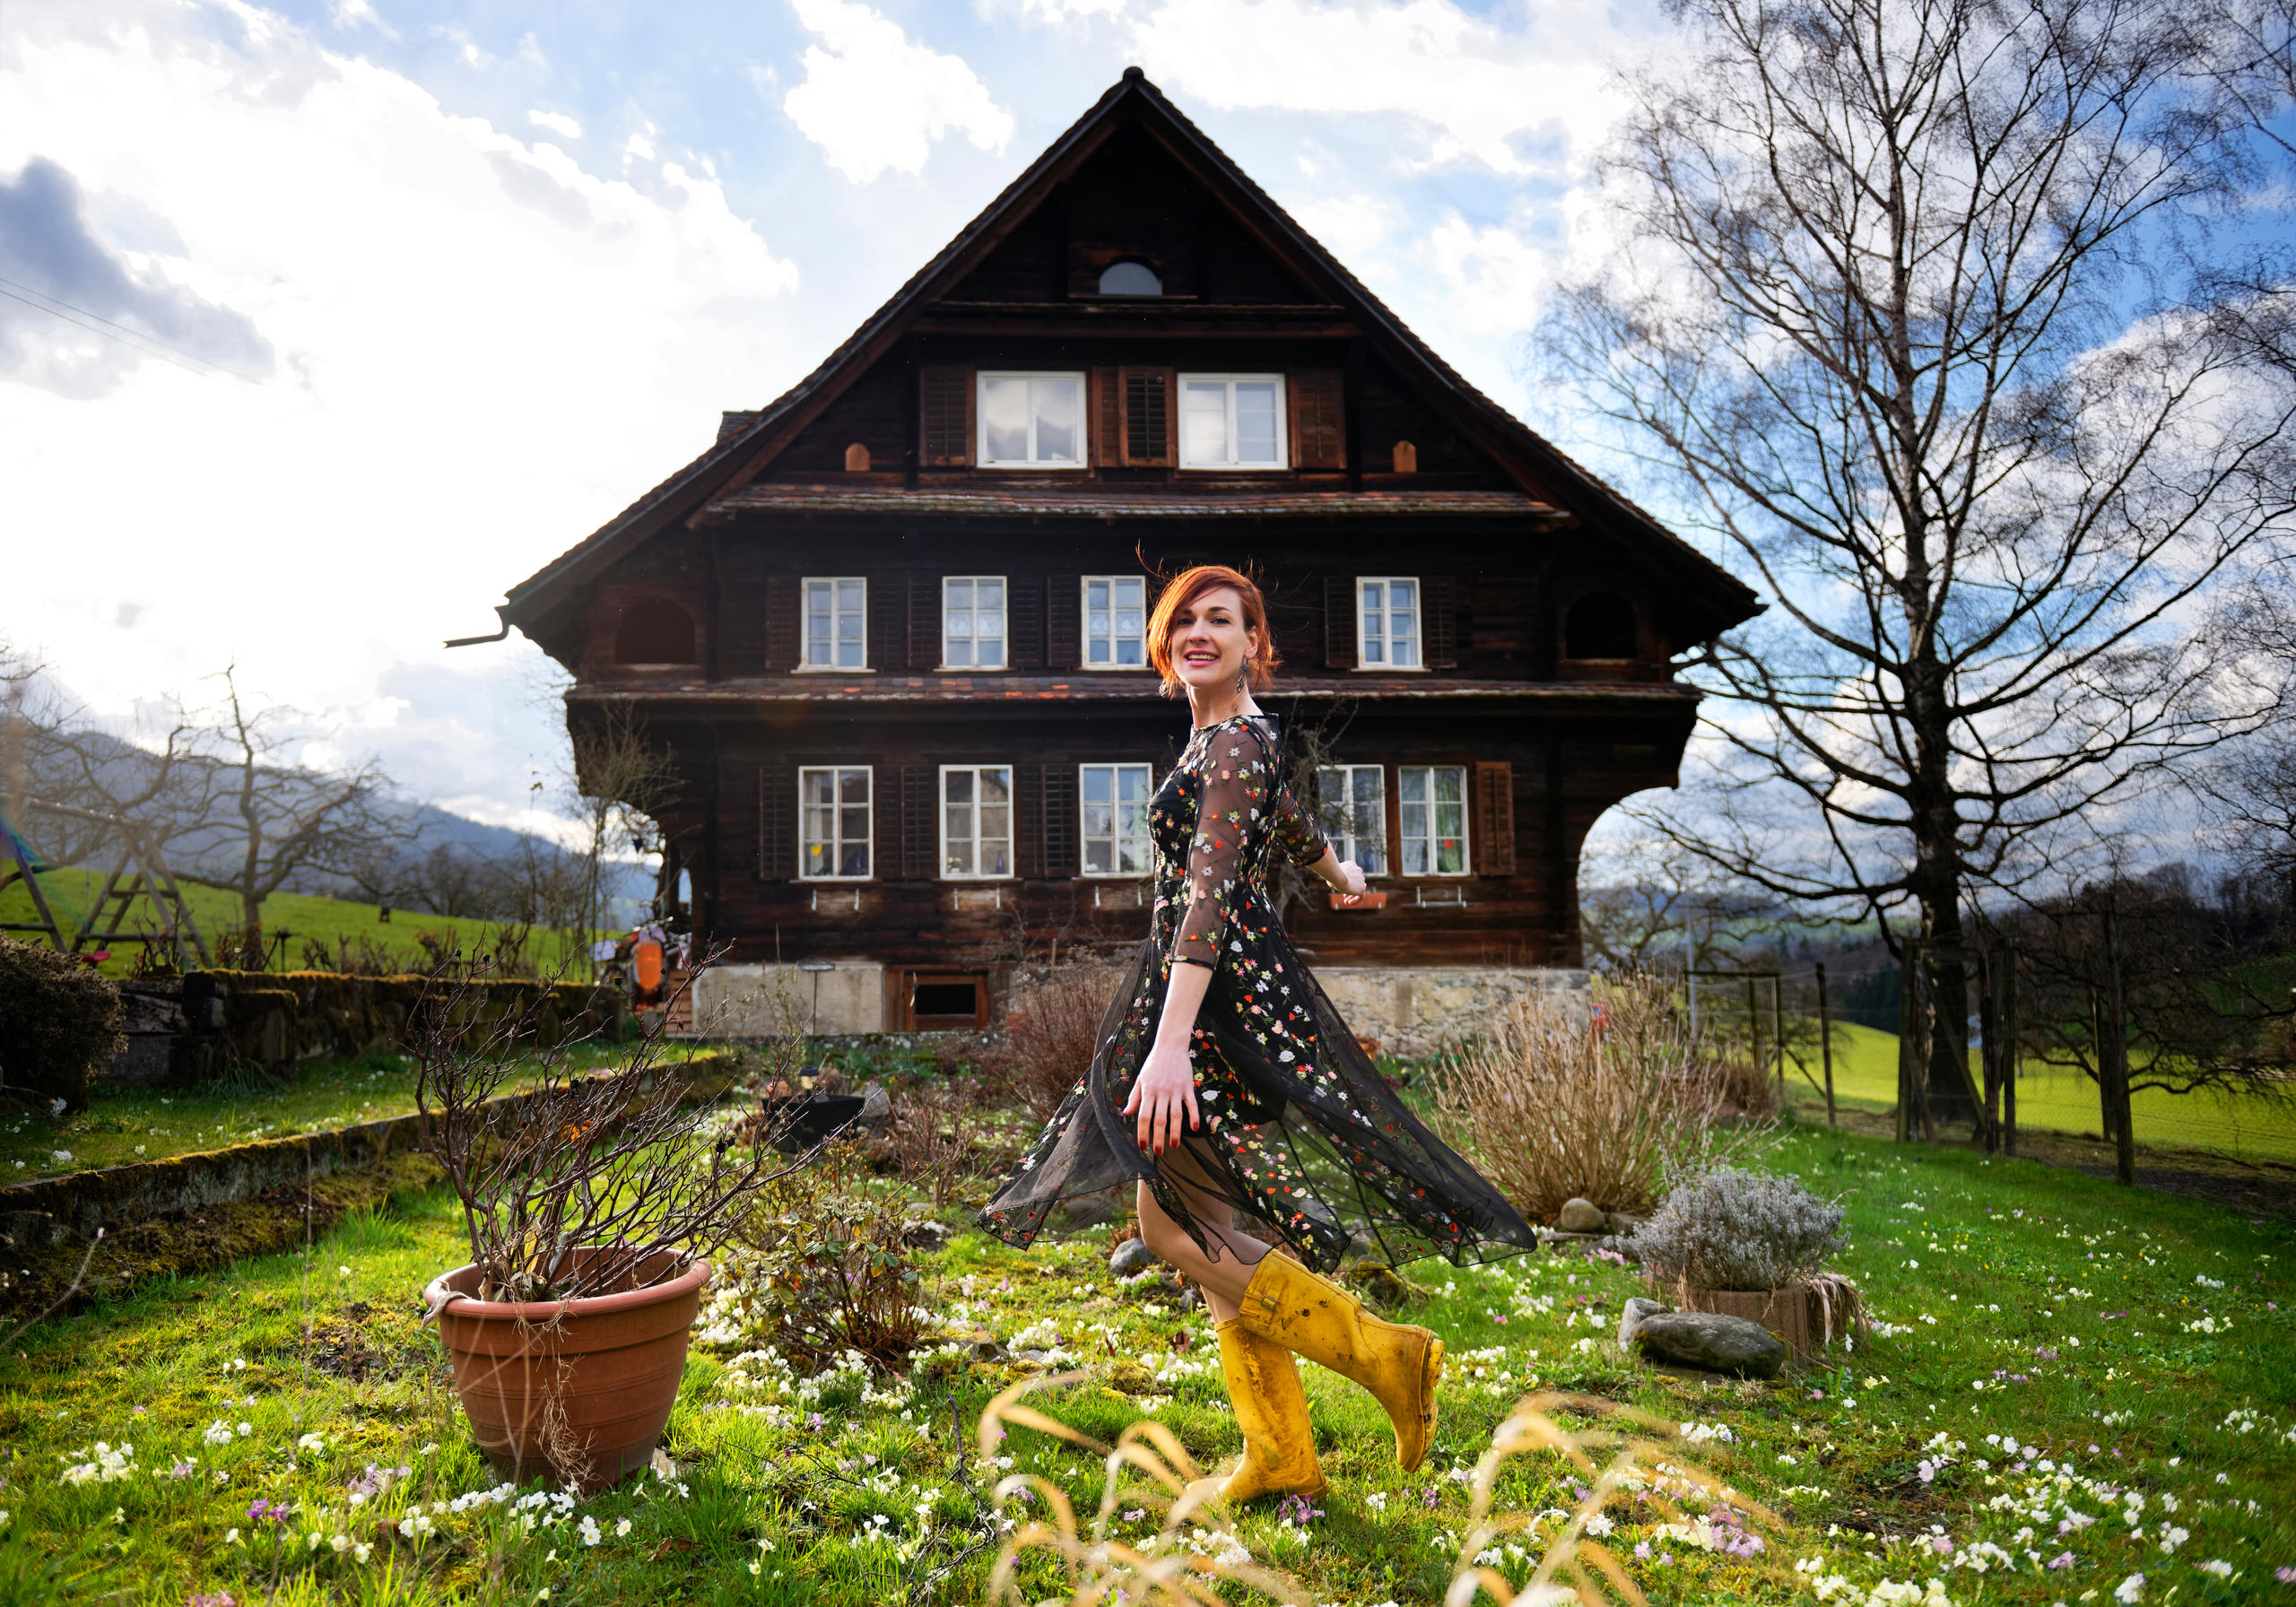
[1627, 1168, 1847, 1292]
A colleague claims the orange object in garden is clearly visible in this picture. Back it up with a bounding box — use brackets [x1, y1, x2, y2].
[632, 940, 664, 993]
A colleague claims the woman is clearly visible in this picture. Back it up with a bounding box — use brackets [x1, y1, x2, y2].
[979, 565, 1537, 1507]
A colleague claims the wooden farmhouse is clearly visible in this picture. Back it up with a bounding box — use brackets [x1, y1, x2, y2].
[491, 69, 1759, 1047]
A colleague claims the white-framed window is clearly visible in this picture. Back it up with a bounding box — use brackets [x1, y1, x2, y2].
[804, 577, 867, 669]
[940, 765, 1013, 879]
[978, 371, 1085, 467]
[1358, 577, 1420, 668]
[1083, 575, 1148, 668]
[800, 766, 873, 879]
[943, 577, 1006, 669]
[1178, 374, 1286, 469]
[1316, 764, 1387, 877]
[1080, 763, 1154, 876]
[1397, 765, 1468, 876]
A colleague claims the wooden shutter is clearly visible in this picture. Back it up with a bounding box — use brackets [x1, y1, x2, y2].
[756, 763, 793, 880]
[909, 575, 940, 670]
[1425, 575, 1458, 669]
[872, 765, 899, 880]
[1016, 763, 1046, 878]
[1041, 763, 1077, 878]
[1092, 368, 1121, 466]
[765, 576, 798, 670]
[1120, 368, 1174, 466]
[1473, 761, 1515, 877]
[1045, 572, 1081, 668]
[901, 766, 935, 879]
[1324, 575, 1357, 670]
[1287, 369, 1345, 470]
[1010, 570, 1045, 668]
[920, 366, 973, 467]
[870, 576, 901, 672]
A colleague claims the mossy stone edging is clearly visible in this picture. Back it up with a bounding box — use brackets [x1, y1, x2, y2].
[0, 1054, 732, 1319]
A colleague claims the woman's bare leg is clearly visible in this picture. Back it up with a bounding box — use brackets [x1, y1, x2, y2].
[1135, 1142, 1272, 1325]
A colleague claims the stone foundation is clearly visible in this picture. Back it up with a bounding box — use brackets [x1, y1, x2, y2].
[1313, 966, 1588, 1058]
[693, 962, 886, 1036]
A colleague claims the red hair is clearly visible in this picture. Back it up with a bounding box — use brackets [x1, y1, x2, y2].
[1146, 564, 1280, 697]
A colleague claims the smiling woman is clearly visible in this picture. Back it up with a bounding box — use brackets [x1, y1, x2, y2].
[978, 563, 1537, 1510]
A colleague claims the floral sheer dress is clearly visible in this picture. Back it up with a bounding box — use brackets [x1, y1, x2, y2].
[979, 713, 1536, 1273]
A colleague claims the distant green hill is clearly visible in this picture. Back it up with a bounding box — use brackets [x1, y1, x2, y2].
[1, 865, 590, 977]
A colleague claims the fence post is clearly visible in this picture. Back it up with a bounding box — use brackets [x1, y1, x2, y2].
[2105, 907, 2135, 1186]
[1979, 942, 1999, 1152]
[1815, 960, 1837, 1127]
[2001, 940, 2018, 1157]
[1773, 974, 1787, 1106]
[1897, 937, 1922, 1142]
[1744, 975, 1761, 1100]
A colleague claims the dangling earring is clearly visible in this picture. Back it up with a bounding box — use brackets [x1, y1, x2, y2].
[1236, 660, 1248, 696]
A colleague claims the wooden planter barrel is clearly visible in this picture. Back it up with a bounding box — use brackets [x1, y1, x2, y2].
[1664, 1279, 1861, 1359]
[426, 1252, 710, 1493]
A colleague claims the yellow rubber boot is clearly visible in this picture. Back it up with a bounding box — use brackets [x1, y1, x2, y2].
[1185, 1320, 1327, 1509]
[1237, 1250, 1444, 1472]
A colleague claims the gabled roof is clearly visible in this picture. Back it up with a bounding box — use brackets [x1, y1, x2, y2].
[500, 68, 1758, 635]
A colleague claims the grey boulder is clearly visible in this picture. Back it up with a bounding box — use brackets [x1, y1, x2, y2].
[858, 1083, 892, 1126]
[1631, 1310, 1787, 1379]
[1556, 1198, 1608, 1234]
[1110, 1237, 1160, 1275]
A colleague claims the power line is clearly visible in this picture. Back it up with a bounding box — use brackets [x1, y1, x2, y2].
[0, 274, 257, 382]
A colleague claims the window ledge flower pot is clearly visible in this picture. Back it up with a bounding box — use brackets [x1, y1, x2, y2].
[425, 1250, 710, 1493]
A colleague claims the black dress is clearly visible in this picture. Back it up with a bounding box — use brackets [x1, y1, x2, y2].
[978, 712, 1537, 1273]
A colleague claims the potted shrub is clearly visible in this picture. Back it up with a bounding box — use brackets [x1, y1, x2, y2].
[413, 963, 813, 1492]
[1625, 1168, 1863, 1357]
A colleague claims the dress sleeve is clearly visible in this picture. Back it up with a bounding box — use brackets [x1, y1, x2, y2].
[1272, 770, 1331, 870]
[1172, 725, 1272, 969]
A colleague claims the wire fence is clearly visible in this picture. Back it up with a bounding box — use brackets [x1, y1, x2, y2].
[1675, 962, 2296, 1168]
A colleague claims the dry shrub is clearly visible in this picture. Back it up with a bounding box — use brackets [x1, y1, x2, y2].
[983, 962, 1120, 1123]
[1429, 970, 1771, 1221]
[873, 1081, 1018, 1207]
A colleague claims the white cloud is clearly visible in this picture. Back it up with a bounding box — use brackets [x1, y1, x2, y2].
[780, 0, 1015, 183]
[0, 2, 800, 814]
[1125, 0, 1643, 177]
[527, 109, 581, 141]
[329, 0, 396, 37]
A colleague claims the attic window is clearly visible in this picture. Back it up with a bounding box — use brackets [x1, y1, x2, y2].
[1098, 260, 1161, 296]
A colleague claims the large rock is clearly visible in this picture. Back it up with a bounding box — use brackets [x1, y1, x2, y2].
[858, 1083, 892, 1126]
[1110, 1237, 1160, 1275]
[1556, 1198, 1608, 1234]
[1631, 1310, 1787, 1379]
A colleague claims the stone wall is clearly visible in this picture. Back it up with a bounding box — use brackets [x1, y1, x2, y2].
[1313, 966, 1589, 1058]
[694, 962, 886, 1037]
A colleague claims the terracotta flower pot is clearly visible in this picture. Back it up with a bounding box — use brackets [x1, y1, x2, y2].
[426, 1250, 710, 1493]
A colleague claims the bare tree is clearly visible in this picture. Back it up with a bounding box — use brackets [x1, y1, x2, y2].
[195, 665, 401, 937]
[1536, 0, 2296, 1127]
[563, 705, 680, 969]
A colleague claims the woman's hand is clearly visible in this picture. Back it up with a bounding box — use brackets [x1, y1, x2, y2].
[1123, 1039, 1201, 1155]
[1328, 857, 1368, 904]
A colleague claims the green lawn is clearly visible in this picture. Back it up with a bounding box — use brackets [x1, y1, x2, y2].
[1790, 1022, 2296, 1166]
[2, 1117, 2289, 1604]
[0, 1042, 720, 1181]
[1, 867, 587, 978]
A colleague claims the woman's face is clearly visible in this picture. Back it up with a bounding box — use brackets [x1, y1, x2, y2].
[1169, 586, 1260, 694]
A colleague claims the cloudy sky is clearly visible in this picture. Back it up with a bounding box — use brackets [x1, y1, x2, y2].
[0, 0, 1665, 835]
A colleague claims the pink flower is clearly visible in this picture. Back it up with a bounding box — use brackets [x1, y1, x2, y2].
[2049, 1552, 2076, 1569]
